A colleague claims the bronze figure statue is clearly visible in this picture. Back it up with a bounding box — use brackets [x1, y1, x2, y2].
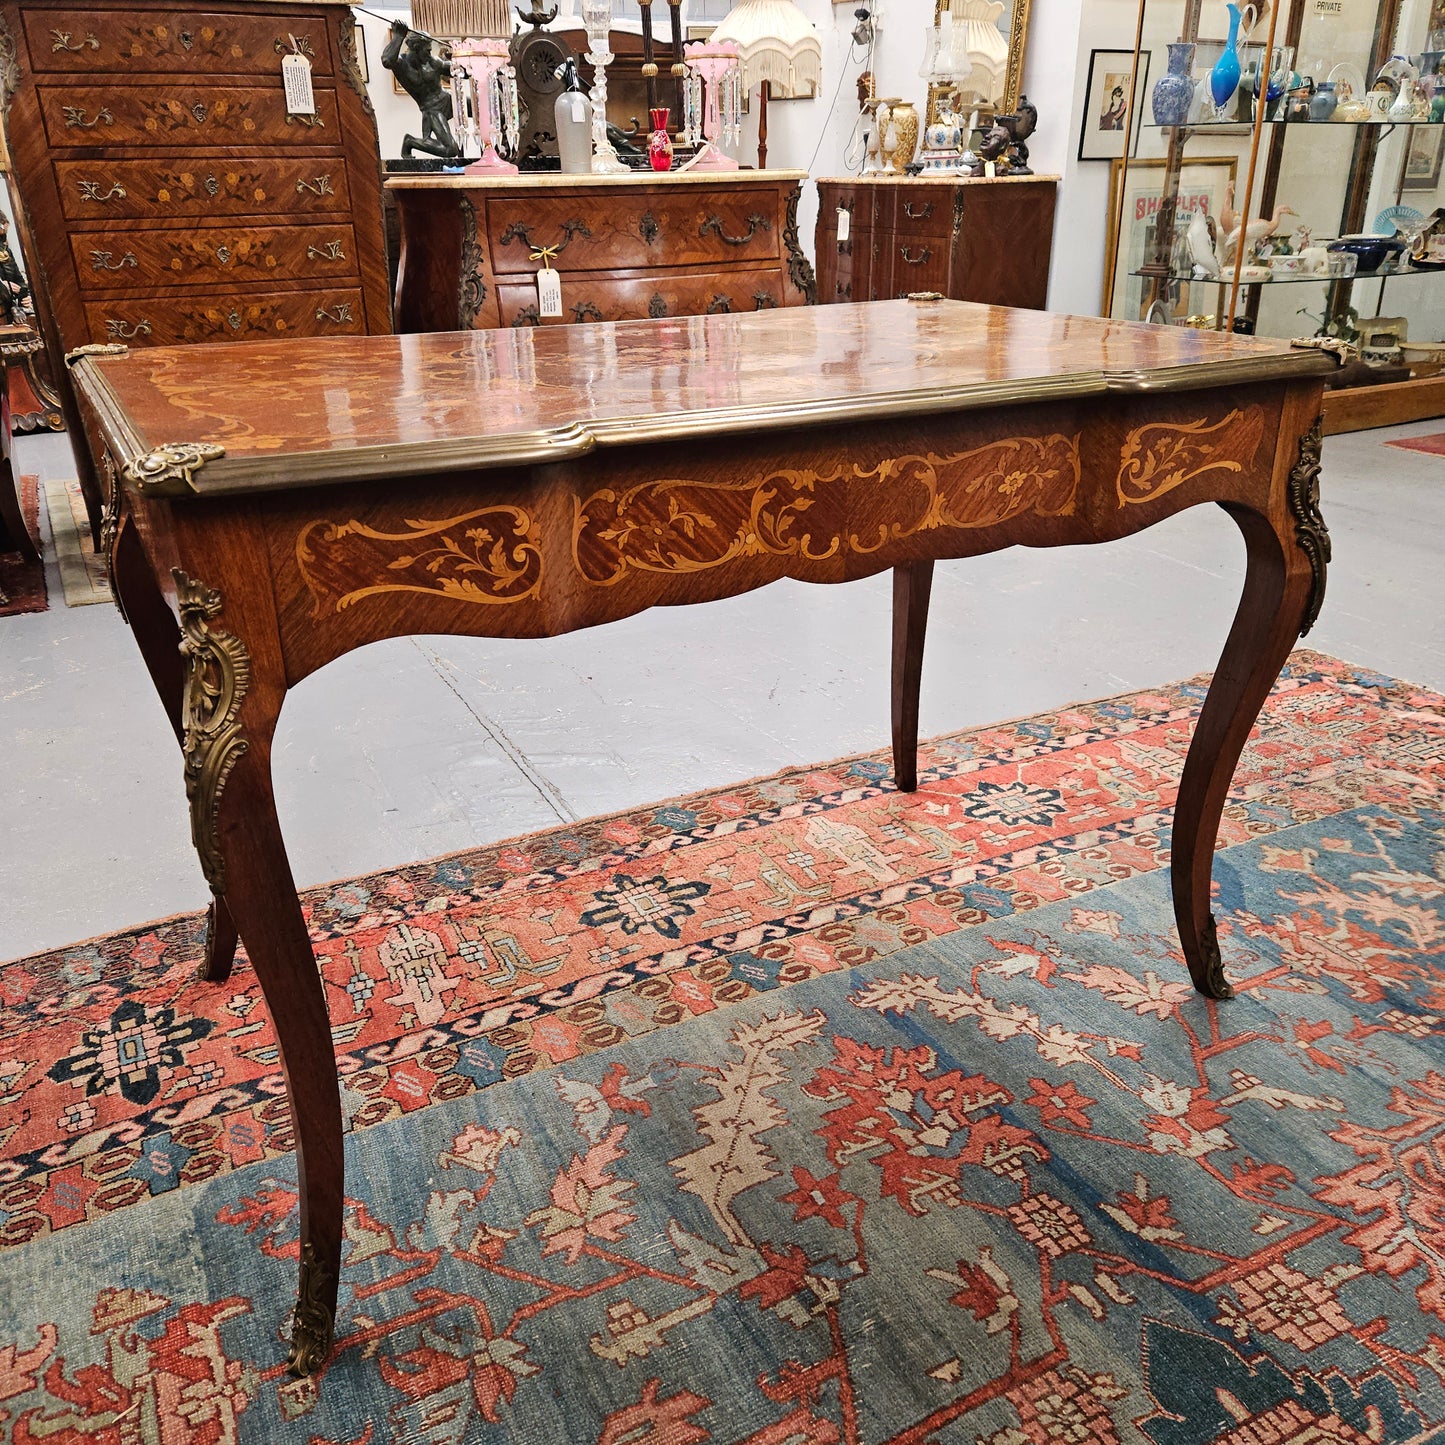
[382, 21, 462, 160]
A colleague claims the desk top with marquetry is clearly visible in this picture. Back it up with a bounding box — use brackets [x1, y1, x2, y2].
[66, 299, 1339, 1378]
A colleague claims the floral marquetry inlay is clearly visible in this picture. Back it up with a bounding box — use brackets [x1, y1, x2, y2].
[1116, 408, 1266, 506]
[574, 435, 1081, 585]
[296, 507, 543, 616]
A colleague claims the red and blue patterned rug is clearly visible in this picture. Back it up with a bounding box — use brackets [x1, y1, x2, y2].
[1, 649, 1442, 1442]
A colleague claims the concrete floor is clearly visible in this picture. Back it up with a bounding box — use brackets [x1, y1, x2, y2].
[2, 419, 1441, 961]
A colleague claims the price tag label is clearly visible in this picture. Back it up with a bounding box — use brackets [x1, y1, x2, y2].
[537, 266, 563, 318]
[282, 48, 316, 116]
[837, 206, 850, 243]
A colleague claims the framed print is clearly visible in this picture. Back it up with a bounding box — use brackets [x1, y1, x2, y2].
[1104, 155, 1238, 319]
[1078, 47, 1150, 162]
[1403, 126, 1445, 192]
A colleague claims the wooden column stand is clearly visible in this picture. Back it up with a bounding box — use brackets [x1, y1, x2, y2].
[639, 0, 660, 116]
[668, 0, 687, 129]
[758, 78, 770, 169]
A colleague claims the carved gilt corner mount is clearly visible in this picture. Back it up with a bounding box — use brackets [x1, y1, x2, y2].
[174, 569, 251, 895]
[123, 441, 226, 497]
[64, 342, 129, 367]
[1286, 416, 1330, 637]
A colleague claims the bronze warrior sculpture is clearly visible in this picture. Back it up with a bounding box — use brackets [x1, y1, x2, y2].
[382, 21, 462, 160]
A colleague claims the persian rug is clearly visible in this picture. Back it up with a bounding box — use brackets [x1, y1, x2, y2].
[41, 475, 111, 608]
[1384, 431, 1445, 457]
[1, 650, 1443, 1443]
[0, 473, 45, 617]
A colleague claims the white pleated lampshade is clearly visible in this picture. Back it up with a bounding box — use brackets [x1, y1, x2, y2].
[708, 0, 822, 98]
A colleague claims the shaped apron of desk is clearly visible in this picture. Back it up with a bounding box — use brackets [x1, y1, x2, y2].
[67, 299, 1339, 1376]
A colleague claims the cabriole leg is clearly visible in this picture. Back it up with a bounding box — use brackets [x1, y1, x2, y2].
[173, 568, 342, 1376]
[1172, 420, 1329, 998]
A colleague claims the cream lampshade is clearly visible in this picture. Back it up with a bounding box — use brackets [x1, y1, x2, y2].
[708, 0, 821, 167]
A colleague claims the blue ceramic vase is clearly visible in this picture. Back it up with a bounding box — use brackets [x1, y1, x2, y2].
[1210, 3, 1245, 115]
[1152, 42, 1197, 125]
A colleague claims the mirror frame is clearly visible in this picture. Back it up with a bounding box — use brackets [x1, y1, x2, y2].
[929, 0, 1033, 119]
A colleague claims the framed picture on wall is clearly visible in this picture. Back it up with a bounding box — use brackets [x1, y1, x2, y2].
[1402, 127, 1445, 192]
[1078, 48, 1150, 162]
[1103, 155, 1239, 318]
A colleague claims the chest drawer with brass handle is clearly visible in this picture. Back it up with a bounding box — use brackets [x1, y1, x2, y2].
[57, 158, 352, 221]
[23, 10, 335, 75]
[71, 223, 360, 292]
[84, 286, 366, 345]
[39, 84, 341, 149]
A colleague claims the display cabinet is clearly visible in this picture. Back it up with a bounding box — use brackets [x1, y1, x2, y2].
[1105, 0, 1445, 430]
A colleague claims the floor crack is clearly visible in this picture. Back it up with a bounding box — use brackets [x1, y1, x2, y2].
[413, 640, 578, 824]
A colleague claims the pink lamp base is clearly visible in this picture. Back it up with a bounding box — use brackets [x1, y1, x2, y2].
[466, 143, 519, 176]
[688, 140, 738, 171]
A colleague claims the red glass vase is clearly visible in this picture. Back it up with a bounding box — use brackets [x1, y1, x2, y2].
[648, 107, 673, 172]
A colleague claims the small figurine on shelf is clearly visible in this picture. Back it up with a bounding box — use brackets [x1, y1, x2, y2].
[997, 96, 1037, 173]
[382, 22, 463, 161]
[969, 121, 1012, 176]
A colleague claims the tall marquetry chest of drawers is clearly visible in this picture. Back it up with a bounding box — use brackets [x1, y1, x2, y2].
[0, 0, 391, 360]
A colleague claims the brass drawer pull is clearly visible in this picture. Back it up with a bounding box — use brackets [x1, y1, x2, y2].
[215, 245, 232, 263]
[286, 113, 326, 128]
[104, 319, 152, 340]
[295, 175, 334, 197]
[499, 218, 592, 255]
[571, 300, 603, 323]
[699, 212, 770, 246]
[903, 200, 934, 220]
[51, 29, 99, 52]
[753, 292, 777, 310]
[315, 304, 355, 324]
[63, 105, 113, 129]
[306, 240, 346, 262]
[900, 245, 933, 265]
[78, 180, 127, 204]
[639, 210, 660, 245]
[706, 294, 732, 314]
[511, 305, 541, 327]
[90, 250, 138, 272]
[273, 35, 315, 58]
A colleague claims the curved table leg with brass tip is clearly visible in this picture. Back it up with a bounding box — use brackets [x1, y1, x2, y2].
[1171, 419, 1329, 1001]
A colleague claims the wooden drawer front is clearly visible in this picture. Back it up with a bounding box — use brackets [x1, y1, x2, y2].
[24, 10, 334, 75]
[484, 188, 782, 275]
[71, 223, 359, 292]
[39, 84, 341, 150]
[877, 233, 951, 299]
[497, 268, 788, 327]
[888, 187, 957, 240]
[57, 159, 350, 221]
[85, 287, 366, 345]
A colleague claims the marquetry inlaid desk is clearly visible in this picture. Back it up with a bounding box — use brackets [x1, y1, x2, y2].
[67, 300, 1338, 1378]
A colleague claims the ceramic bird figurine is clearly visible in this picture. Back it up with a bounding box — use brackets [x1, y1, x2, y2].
[1220, 203, 1296, 267]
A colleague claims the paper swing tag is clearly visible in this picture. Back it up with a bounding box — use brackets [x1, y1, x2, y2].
[836, 206, 851, 243]
[282, 40, 316, 116]
[533, 246, 563, 318]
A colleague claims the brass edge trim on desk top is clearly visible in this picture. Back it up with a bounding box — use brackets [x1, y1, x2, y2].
[813, 174, 1061, 185]
[76, 348, 1337, 500]
[386, 169, 810, 189]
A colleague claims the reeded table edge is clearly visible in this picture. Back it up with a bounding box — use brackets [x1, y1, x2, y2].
[71, 344, 1337, 500]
